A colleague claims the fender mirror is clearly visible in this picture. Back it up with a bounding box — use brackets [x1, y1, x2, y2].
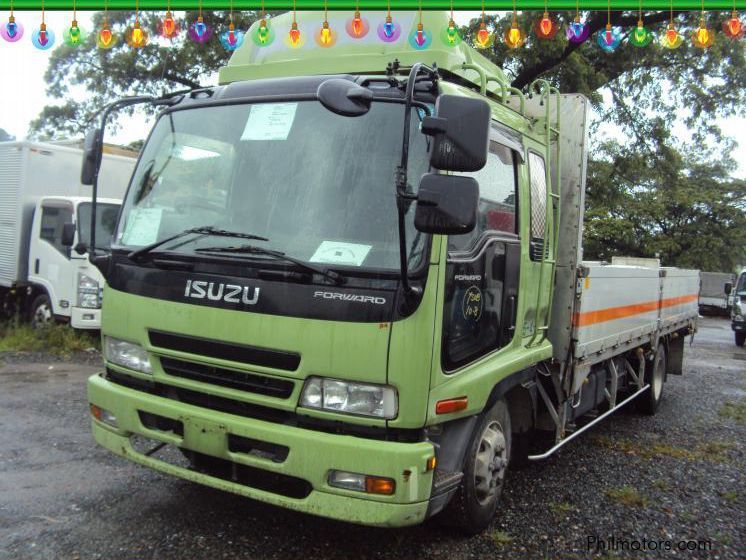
[81, 128, 102, 186]
[317, 79, 373, 117]
[61, 222, 76, 248]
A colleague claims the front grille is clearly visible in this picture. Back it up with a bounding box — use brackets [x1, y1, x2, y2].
[149, 330, 300, 371]
[159, 357, 294, 399]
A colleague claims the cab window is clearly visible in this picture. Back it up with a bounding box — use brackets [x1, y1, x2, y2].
[39, 204, 74, 257]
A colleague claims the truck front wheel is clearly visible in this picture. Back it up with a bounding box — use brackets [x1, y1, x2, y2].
[29, 294, 53, 329]
[445, 399, 511, 535]
[637, 344, 666, 415]
[736, 332, 745, 347]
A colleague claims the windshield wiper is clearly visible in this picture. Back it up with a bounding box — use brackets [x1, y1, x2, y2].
[128, 226, 269, 262]
[194, 245, 344, 285]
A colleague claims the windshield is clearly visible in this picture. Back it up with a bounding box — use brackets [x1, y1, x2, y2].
[115, 100, 430, 272]
[78, 202, 120, 251]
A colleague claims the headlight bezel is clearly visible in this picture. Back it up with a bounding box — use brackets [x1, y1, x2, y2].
[299, 376, 398, 420]
[104, 336, 153, 374]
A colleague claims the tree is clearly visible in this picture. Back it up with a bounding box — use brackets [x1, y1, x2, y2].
[30, 10, 265, 138]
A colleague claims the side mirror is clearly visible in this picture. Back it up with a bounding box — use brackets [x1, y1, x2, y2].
[725, 282, 733, 296]
[422, 95, 491, 172]
[74, 242, 88, 256]
[61, 222, 76, 247]
[81, 128, 102, 186]
[317, 79, 373, 117]
[414, 173, 478, 235]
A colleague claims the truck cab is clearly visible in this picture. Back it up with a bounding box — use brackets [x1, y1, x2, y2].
[730, 269, 746, 346]
[28, 196, 120, 329]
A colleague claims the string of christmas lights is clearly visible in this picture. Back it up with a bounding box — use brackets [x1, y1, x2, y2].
[2, 4, 744, 50]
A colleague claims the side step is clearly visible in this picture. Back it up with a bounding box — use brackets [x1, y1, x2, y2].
[432, 469, 463, 496]
[527, 384, 650, 461]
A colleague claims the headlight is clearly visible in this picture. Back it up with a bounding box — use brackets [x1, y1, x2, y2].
[104, 336, 152, 373]
[77, 273, 101, 308]
[300, 377, 397, 419]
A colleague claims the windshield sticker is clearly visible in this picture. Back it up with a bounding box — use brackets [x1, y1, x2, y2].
[241, 103, 298, 141]
[120, 208, 163, 246]
[309, 241, 372, 267]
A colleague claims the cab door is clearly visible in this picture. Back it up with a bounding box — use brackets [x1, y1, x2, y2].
[440, 138, 521, 372]
[28, 199, 75, 318]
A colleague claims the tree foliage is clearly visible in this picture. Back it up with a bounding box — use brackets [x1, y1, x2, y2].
[33, 9, 746, 271]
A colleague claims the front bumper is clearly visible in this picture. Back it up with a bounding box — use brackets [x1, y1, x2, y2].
[88, 373, 434, 527]
[71, 307, 102, 329]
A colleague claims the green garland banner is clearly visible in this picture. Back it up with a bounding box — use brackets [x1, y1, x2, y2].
[0, 1, 742, 10]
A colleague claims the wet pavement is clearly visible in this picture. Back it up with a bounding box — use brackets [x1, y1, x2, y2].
[0, 317, 743, 559]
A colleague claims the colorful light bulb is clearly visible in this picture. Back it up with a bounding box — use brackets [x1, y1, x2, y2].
[188, 15, 212, 44]
[383, 15, 394, 38]
[660, 21, 683, 49]
[125, 20, 148, 48]
[257, 19, 269, 43]
[566, 16, 589, 44]
[476, 22, 490, 48]
[32, 22, 55, 50]
[692, 17, 714, 48]
[63, 19, 87, 46]
[352, 11, 363, 35]
[415, 22, 426, 47]
[289, 21, 301, 46]
[534, 11, 559, 40]
[220, 22, 244, 51]
[320, 21, 331, 45]
[597, 23, 621, 52]
[97, 22, 116, 49]
[629, 19, 653, 47]
[159, 11, 179, 39]
[504, 21, 525, 49]
[723, 11, 744, 39]
[446, 19, 458, 45]
[1, 15, 24, 42]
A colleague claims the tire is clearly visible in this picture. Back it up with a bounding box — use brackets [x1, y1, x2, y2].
[29, 294, 53, 329]
[637, 344, 666, 415]
[444, 399, 511, 535]
[736, 332, 745, 347]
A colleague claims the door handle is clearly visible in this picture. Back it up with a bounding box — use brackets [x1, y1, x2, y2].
[34, 258, 40, 274]
[506, 295, 517, 333]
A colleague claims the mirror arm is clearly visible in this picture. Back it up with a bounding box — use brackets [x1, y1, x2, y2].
[88, 95, 156, 263]
[395, 63, 437, 305]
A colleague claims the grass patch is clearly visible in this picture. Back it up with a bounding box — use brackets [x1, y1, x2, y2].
[488, 530, 514, 547]
[719, 400, 746, 425]
[605, 486, 648, 508]
[548, 502, 574, 516]
[593, 436, 734, 462]
[719, 490, 738, 502]
[0, 321, 99, 357]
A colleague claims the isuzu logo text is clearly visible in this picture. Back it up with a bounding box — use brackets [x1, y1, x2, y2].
[313, 291, 386, 305]
[184, 279, 260, 305]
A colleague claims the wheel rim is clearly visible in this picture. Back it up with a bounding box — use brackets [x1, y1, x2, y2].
[473, 420, 508, 505]
[33, 301, 52, 328]
[652, 353, 664, 400]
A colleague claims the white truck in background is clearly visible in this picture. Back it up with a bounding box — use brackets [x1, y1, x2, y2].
[729, 268, 746, 346]
[699, 271, 735, 316]
[0, 141, 136, 329]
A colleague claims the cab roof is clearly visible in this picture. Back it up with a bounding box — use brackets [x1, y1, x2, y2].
[219, 10, 509, 96]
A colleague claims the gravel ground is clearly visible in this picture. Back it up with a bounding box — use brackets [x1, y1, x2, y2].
[0, 317, 743, 560]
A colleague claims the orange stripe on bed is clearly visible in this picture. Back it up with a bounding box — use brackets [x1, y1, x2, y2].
[573, 294, 698, 327]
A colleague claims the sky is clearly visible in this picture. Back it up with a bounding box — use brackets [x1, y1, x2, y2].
[1, 10, 744, 178]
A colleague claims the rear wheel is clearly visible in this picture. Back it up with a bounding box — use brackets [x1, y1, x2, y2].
[445, 399, 511, 535]
[29, 294, 53, 329]
[736, 332, 745, 347]
[637, 344, 666, 415]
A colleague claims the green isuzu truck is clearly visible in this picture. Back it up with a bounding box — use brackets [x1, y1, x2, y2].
[83, 11, 698, 533]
